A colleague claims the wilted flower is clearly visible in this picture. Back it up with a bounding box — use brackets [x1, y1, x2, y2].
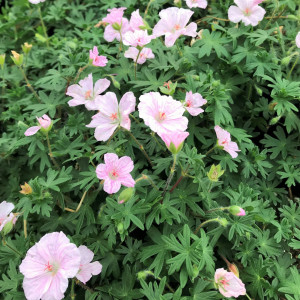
[66, 73, 110, 110]
[158, 131, 189, 154]
[24, 114, 52, 136]
[124, 47, 155, 64]
[138, 92, 188, 134]
[207, 164, 225, 182]
[123, 30, 152, 47]
[228, 0, 266, 26]
[153, 7, 197, 47]
[214, 125, 240, 158]
[86, 92, 136, 141]
[160, 81, 177, 96]
[185, 0, 207, 9]
[22, 42, 33, 54]
[296, 32, 300, 48]
[0, 201, 16, 233]
[19, 232, 81, 300]
[96, 153, 135, 194]
[214, 268, 246, 298]
[11, 50, 23, 66]
[89, 46, 108, 67]
[76, 246, 102, 284]
[20, 182, 33, 195]
[184, 91, 207, 116]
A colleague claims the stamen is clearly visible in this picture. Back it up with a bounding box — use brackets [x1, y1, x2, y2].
[159, 112, 166, 120]
[110, 113, 118, 121]
[85, 90, 92, 99]
[174, 24, 181, 30]
[44, 261, 53, 272]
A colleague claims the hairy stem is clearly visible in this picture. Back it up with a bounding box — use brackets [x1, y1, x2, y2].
[162, 155, 177, 198]
[2, 239, 22, 256]
[287, 55, 299, 80]
[134, 48, 142, 79]
[194, 218, 219, 235]
[38, 6, 49, 48]
[45, 132, 60, 169]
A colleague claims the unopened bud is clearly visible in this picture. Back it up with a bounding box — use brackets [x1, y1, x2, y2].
[22, 42, 33, 54]
[218, 218, 228, 227]
[281, 56, 291, 66]
[229, 206, 246, 216]
[112, 22, 122, 31]
[11, 51, 23, 66]
[269, 115, 281, 125]
[0, 54, 5, 68]
[117, 222, 124, 234]
[137, 270, 153, 280]
[118, 188, 134, 204]
[174, 0, 182, 7]
[192, 265, 199, 281]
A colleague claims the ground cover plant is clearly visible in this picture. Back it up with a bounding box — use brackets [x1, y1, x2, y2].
[0, 0, 300, 299]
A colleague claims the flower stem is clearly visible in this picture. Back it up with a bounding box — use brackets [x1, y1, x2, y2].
[18, 66, 41, 103]
[287, 55, 299, 79]
[2, 238, 22, 256]
[141, 174, 159, 190]
[130, 113, 140, 124]
[194, 218, 219, 235]
[24, 219, 28, 239]
[71, 279, 76, 300]
[124, 129, 153, 167]
[45, 132, 60, 169]
[245, 293, 252, 300]
[134, 48, 142, 79]
[169, 163, 190, 193]
[75, 279, 94, 293]
[73, 64, 89, 83]
[162, 154, 177, 199]
[204, 145, 216, 156]
[64, 191, 88, 213]
[38, 6, 49, 48]
[144, 0, 154, 17]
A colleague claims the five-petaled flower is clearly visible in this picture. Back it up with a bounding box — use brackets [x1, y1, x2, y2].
[214, 125, 240, 158]
[214, 268, 246, 298]
[24, 114, 52, 136]
[66, 73, 110, 110]
[184, 91, 207, 116]
[153, 7, 197, 47]
[123, 30, 153, 47]
[228, 0, 266, 26]
[89, 46, 108, 67]
[86, 92, 136, 141]
[185, 0, 207, 9]
[96, 153, 135, 194]
[124, 47, 155, 64]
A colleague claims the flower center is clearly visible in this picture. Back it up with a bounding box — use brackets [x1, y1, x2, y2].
[221, 140, 228, 145]
[163, 81, 171, 90]
[174, 24, 181, 30]
[158, 112, 166, 121]
[85, 90, 92, 100]
[44, 261, 53, 272]
[220, 278, 230, 287]
[186, 100, 192, 107]
[244, 7, 251, 16]
[110, 113, 118, 121]
[109, 169, 119, 179]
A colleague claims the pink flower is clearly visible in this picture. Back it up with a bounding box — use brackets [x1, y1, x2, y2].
[86, 92, 136, 141]
[124, 47, 155, 64]
[185, 0, 207, 9]
[214, 126, 240, 158]
[153, 7, 197, 47]
[96, 153, 135, 194]
[102, 7, 126, 25]
[296, 32, 300, 48]
[66, 74, 110, 110]
[29, 0, 46, 3]
[158, 131, 189, 154]
[123, 30, 152, 47]
[19, 232, 81, 300]
[138, 92, 188, 134]
[76, 246, 102, 284]
[89, 46, 108, 67]
[0, 201, 15, 232]
[184, 91, 207, 116]
[24, 114, 52, 136]
[229, 205, 246, 216]
[130, 9, 145, 30]
[215, 268, 246, 298]
[228, 0, 266, 26]
[104, 18, 132, 42]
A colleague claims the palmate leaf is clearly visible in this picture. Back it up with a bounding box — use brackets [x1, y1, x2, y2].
[247, 29, 278, 46]
[35, 69, 67, 92]
[0, 260, 23, 294]
[279, 267, 300, 298]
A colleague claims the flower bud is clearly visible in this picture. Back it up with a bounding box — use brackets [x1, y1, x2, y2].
[207, 164, 225, 182]
[159, 81, 177, 96]
[218, 218, 228, 227]
[229, 206, 246, 216]
[174, 0, 182, 7]
[0, 54, 5, 69]
[22, 42, 33, 54]
[112, 22, 122, 31]
[11, 51, 23, 66]
[228, 263, 240, 278]
[1, 214, 17, 236]
[281, 56, 291, 66]
[118, 188, 134, 204]
[117, 222, 124, 234]
[269, 115, 281, 126]
[137, 270, 153, 280]
[192, 265, 199, 281]
[20, 182, 33, 195]
[35, 33, 47, 43]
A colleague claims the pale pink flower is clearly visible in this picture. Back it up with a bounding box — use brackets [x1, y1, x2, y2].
[228, 0, 266, 26]
[24, 114, 52, 136]
[104, 18, 132, 42]
[184, 91, 207, 116]
[237, 208, 246, 216]
[130, 9, 145, 30]
[214, 126, 240, 158]
[153, 7, 197, 47]
[296, 32, 300, 48]
[0, 201, 15, 232]
[29, 0, 46, 3]
[123, 30, 152, 47]
[124, 47, 155, 64]
[102, 7, 126, 25]
[96, 153, 135, 194]
[76, 246, 102, 284]
[215, 268, 246, 298]
[138, 92, 188, 134]
[66, 74, 110, 110]
[86, 92, 136, 141]
[19, 232, 81, 300]
[89, 46, 108, 67]
[186, 0, 207, 9]
[158, 131, 189, 154]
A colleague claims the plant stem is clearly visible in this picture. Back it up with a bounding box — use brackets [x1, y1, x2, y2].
[45, 132, 60, 169]
[151, 131, 164, 150]
[169, 163, 190, 193]
[73, 64, 89, 83]
[194, 218, 219, 235]
[287, 55, 299, 79]
[134, 48, 142, 79]
[18, 66, 41, 103]
[107, 127, 120, 145]
[130, 113, 140, 124]
[157, 276, 175, 293]
[245, 293, 252, 300]
[71, 279, 76, 300]
[162, 154, 177, 198]
[75, 279, 94, 293]
[125, 129, 153, 167]
[144, 0, 154, 17]
[65, 191, 88, 213]
[24, 219, 28, 239]
[2, 239, 22, 256]
[141, 173, 159, 190]
[204, 145, 216, 156]
[38, 6, 49, 48]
